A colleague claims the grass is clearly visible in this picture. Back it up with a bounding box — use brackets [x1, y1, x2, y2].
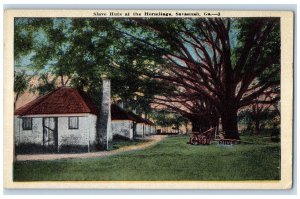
[108, 138, 149, 151]
[13, 135, 280, 181]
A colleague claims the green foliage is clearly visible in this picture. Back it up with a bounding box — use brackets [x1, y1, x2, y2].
[14, 18, 173, 111]
[14, 70, 30, 94]
[14, 70, 31, 107]
[151, 110, 189, 131]
[30, 73, 57, 95]
[238, 109, 280, 135]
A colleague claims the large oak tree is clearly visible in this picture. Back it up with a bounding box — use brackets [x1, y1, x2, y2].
[119, 17, 280, 139]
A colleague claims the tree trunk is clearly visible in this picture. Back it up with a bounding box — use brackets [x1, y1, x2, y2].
[220, 108, 240, 140]
[190, 115, 217, 133]
[61, 75, 65, 86]
[14, 92, 20, 109]
[254, 119, 260, 134]
[191, 119, 201, 132]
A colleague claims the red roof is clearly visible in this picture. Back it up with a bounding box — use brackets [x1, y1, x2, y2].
[15, 87, 99, 116]
[111, 104, 136, 121]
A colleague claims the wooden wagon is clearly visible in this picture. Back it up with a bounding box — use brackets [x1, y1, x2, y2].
[187, 128, 215, 145]
[187, 128, 241, 145]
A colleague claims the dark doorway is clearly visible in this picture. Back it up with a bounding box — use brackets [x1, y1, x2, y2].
[132, 122, 137, 138]
[43, 117, 58, 152]
[143, 124, 145, 137]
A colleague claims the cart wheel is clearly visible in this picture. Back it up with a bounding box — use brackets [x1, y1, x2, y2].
[191, 138, 198, 145]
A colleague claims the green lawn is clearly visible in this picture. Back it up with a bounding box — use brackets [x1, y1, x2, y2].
[108, 138, 149, 151]
[13, 135, 280, 181]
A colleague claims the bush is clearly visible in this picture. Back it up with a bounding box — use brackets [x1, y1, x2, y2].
[238, 109, 280, 136]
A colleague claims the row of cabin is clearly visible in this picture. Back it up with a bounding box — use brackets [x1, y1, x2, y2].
[111, 104, 156, 140]
[14, 87, 156, 152]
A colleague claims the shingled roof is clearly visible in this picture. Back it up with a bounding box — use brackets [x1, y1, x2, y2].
[126, 111, 155, 125]
[144, 119, 155, 126]
[111, 104, 136, 121]
[15, 87, 99, 116]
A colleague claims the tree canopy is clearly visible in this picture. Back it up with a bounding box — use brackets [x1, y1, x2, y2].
[14, 17, 280, 139]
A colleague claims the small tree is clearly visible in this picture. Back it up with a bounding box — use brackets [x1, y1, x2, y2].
[238, 102, 280, 135]
[151, 110, 189, 134]
[30, 73, 58, 95]
[14, 70, 31, 108]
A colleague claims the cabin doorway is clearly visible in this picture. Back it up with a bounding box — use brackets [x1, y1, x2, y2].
[143, 124, 145, 137]
[43, 117, 58, 152]
[132, 122, 137, 138]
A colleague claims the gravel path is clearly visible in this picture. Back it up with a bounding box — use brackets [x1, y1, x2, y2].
[16, 135, 167, 161]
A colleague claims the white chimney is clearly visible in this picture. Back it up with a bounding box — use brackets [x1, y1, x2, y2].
[99, 75, 112, 150]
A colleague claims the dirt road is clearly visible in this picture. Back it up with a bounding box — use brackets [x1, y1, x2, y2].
[16, 135, 167, 161]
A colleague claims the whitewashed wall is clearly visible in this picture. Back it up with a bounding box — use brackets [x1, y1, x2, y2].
[151, 126, 156, 134]
[144, 124, 149, 136]
[136, 123, 145, 137]
[14, 114, 97, 148]
[58, 114, 97, 147]
[88, 115, 97, 147]
[14, 116, 43, 145]
[112, 120, 133, 140]
[150, 126, 154, 134]
[149, 125, 154, 135]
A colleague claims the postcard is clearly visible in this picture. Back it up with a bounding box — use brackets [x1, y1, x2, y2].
[3, 9, 294, 189]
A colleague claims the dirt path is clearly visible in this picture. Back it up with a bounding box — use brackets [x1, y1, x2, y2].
[16, 135, 167, 161]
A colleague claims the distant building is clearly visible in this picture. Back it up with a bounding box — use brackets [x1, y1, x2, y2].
[111, 104, 136, 140]
[127, 112, 156, 137]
